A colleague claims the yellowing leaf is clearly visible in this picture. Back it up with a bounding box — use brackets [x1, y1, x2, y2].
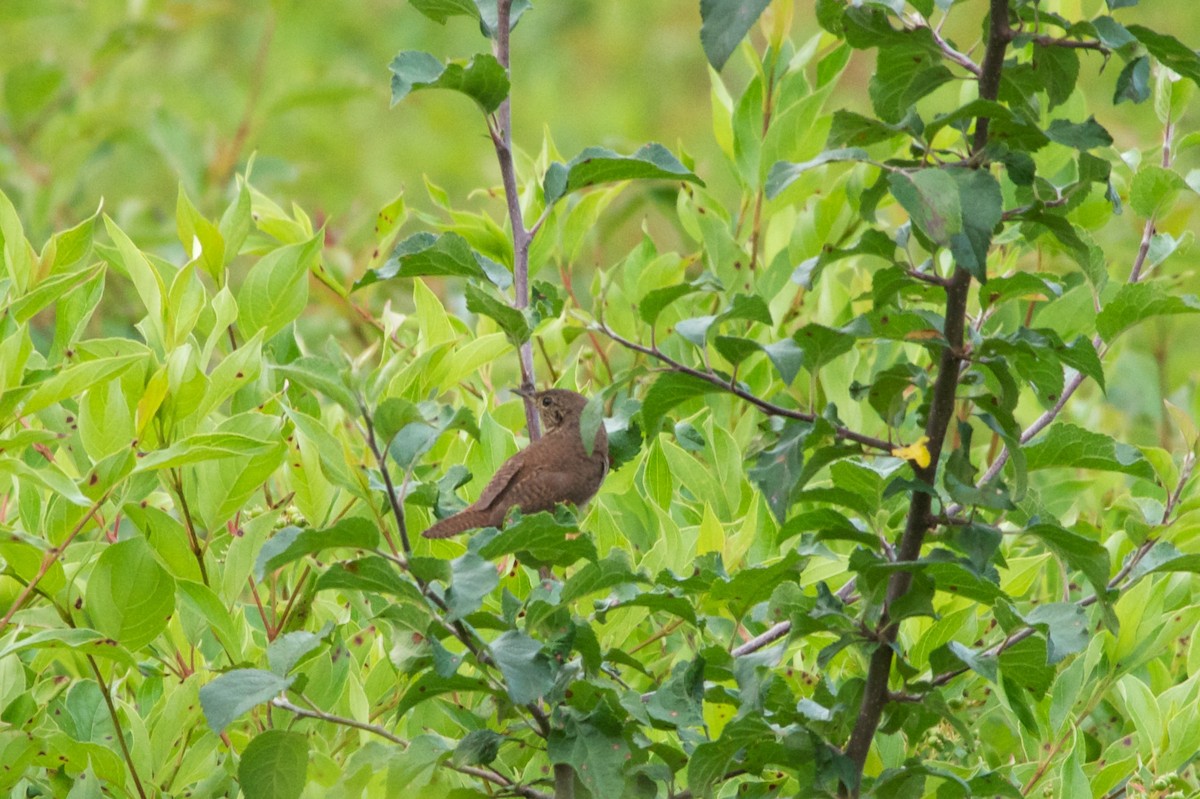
[893, 436, 931, 468]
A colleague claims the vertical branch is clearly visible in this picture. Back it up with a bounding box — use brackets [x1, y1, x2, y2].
[841, 1, 1012, 793]
[360, 403, 407, 555]
[489, 0, 541, 439]
[87, 656, 149, 799]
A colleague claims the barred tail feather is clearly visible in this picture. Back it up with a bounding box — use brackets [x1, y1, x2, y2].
[422, 509, 494, 539]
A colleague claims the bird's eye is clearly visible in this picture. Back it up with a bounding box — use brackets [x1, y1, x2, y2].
[541, 396, 552, 407]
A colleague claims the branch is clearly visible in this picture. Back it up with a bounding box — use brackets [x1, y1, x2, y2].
[273, 696, 407, 745]
[972, 0, 1013, 155]
[488, 0, 541, 439]
[926, 480, 1194, 694]
[1029, 34, 1107, 53]
[0, 491, 111, 633]
[359, 404, 406, 555]
[842, 3, 1011, 793]
[924, 22, 983, 77]
[593, 321, 897, 454]
[972, 115, 1175, 497]
[89, 655, 149, 799]
[274, 696, 553, 797]
[731, 621, 791, 657]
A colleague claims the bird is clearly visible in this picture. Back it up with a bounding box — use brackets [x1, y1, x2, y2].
[422, 388, 609, 538]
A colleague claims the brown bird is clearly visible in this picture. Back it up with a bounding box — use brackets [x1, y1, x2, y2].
[422, 388, 609, 538]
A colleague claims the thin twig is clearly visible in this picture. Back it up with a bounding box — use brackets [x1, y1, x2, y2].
[593, 321, 897, 453]
[731, 621, 791, 657]
[1029, 34, 1107, 52]
[924, 22, 983, 77]
[0, 491, 111, 632]
[975, 113, 1174, 494]
[359, 404, 406, 555]
[88, 655, 150, 799]
[488, 0, 541, 439]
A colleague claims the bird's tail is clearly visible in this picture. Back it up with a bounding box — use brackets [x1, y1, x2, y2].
[422, 509, 495, 539]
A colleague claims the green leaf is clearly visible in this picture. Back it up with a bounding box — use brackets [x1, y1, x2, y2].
[687, 715, 774, 796]
[388, 51, 509, 113]
[793, 323, 857, 371]
[476, 511, 598, 568]
[1059, 336, 1106, 392]
[315, 556, 421, 599]
[749, 422, 809, 523]
[134, 431, 274, 472]
[562, 551, 640, 603]
[870, 42, 954, 124]
[1025, 603, 1089, 664]
[1127, 24, 1200, 88]
[176, 185, 225, 283]
[408, 0, 477, 24]
[236, 235, 321, 340]
[22, 353, 144, 416]
[640, 372, 721, 434]
[0, 455, 89, 506]
[1033, 45, 1080, 110]
[473, 0, 532, 36]
[254, 518, 380, 580]
[1092, 16, 1137, 50]
[765, 147, 870, 199]
[712, 550, 804, 617]
[827, 110, 908, 148]
[268, 626, 331, 676]
[1025, 423, 1156, 481]
[948, 169, 1003, 281]
[452, 729, 504, 767]
[1115, 56, 1151, 104]
[638, 273, 722, 326]
[548, 711, 630, 797]
[698, 0, 771, 71]
[177, 580, 243, 660]
[445, 552, 499, 621]
[199, 669, 294, 733]
[0, 627, 138, 668]
[273, 356, 359, 412]
[544, 143, 703, 206]
[464, 282, 530, 343]
[579, 392, 604, 457]
[57, 681, 116, 744]
[1096, 281, 1200, 341]
[219, 176, 253, 265]
[646, 658, 705, 728]
[6, 262, 104, 324]
[395, 674, 497, 718]
[1025, 523, 1111, 598]
[102, 215, 166, 347]
[355, 231, 509, 291]
[888, 169, 962, 244]
[1129, 165, 1191, 218]
[489, 630, 555, 704]
[239, 730, 307, 799]
[944, 641, 997, 682]
[85, 537, 175, 650]
[1044, 117, 1113, 150]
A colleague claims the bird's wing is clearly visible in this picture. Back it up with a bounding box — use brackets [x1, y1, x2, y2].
[472, 448, 530, 511]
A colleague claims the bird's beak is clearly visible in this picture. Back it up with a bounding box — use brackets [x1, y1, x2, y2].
[514, 386, 537, 399]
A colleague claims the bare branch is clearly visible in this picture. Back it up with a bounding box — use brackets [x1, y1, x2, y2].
[593, 321, 897, 454]
[843, 3, 1012, 793]
[1029, 34, 1108, 52]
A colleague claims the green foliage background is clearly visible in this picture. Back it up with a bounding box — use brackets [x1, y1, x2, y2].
[3, 1, 1200, 798]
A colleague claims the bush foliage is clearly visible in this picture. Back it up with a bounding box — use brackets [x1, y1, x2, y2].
[3, 1, 1200, 798]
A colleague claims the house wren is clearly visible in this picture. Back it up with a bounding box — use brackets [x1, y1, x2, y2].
[422, 389, 609, 539]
